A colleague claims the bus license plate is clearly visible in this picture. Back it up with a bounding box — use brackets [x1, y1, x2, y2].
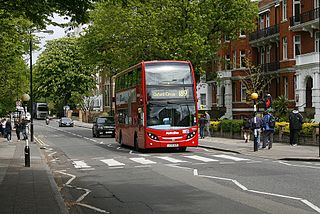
[167, 144, 179, 148]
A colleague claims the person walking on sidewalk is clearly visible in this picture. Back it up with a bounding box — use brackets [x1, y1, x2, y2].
[14, 120, 21, 141]
[199, 114, 206, 139]
[289, 107, 303, 146]
[5, 119, 12, 142]
[262, 110, 275, 149]
[205, 111, 211, 137]
[242, 117, 251, 143]
[1, 118, 6, 137]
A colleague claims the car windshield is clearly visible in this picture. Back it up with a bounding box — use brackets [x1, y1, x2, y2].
[97, 117, 114, 125]
[146, 103, 196, 130]
[61, 118, 72, 122]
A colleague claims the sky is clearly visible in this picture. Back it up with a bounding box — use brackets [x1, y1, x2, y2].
[32, 14, 69, 62]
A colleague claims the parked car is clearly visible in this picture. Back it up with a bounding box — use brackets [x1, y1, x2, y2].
[58, 117, 74, 127]
[92, 116, 115, 138]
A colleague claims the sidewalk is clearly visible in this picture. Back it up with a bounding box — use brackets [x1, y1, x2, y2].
[0, 138, 68, 214]
[74, 120, 320, 161]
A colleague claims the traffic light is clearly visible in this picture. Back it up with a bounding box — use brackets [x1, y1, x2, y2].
[264, 94, 272, 110]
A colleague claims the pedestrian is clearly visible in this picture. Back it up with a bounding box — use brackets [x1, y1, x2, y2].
[242, 117, 251, 143]
[205, 111, 211, 137]
[199, 114, 206, 139]
[250, 113, 263, 149]
[289, 107, 303, 146]
[21, 117, 28, 140]
[15, 120, 21, 141]
[1, 118, 6, 137]
[5, 119, 12, 142]
[262, 110, 275, 149]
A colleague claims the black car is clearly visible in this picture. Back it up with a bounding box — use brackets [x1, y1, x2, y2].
[92, 116, 115, 138]
[58, 117, 74, 127]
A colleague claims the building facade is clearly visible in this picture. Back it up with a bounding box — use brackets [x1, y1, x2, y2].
[207, 0, 319, 121]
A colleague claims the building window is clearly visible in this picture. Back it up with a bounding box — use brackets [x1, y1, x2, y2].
[283, 37, 288, 60]
[200, 94, 206, 106]
[240, 30, 246, 38]
[240, 50, 246, 68]
[266, 46, 271, 63]
[241, 82, 247, 102]
[316, 0, 319, 8]
[233, 50, 237, 69]
[224, 35, 230, 42]
[284, 77, 288, 98]
[259, 15, 264, 30]
[315, 31, 320, 52]
[293, 0, 301, 23]
[294, 35, 301, 57]
[225, 54, 231, 70]
[266, 13, 270, 28]
[260, 47, 265, 65]
[282, 0, 287, 21]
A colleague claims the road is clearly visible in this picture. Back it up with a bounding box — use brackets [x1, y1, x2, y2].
[34, 120, 320, 214]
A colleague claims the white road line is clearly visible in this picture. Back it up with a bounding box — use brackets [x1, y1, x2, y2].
[73, 160, 91, 169]
[156, 156, 188, 163]
[184, 155, 218, 162]
[277, 161, 320, 169]
[213, 154, 250, 161]
[130, 158, 156, 165]
[77, 203, 109, 213]
[55, 170, 76, 185]
[193, 169, 320, 213]
[101, 159, 125, 167]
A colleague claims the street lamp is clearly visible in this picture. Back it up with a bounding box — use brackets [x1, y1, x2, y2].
[21, 93, 30, 167]
[251, 92, 259, 152]
[29, 29, 54, 143]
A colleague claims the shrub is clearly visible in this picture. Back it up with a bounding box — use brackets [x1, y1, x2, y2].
[300, 123, 317, 136]
[220, 120, 243, 133]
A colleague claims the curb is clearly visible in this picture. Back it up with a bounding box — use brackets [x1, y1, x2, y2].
[198, 145, 241, 154]
[279, 157, 320, 162]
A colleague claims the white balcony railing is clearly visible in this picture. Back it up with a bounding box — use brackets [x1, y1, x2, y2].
[295, 52, 320, 66]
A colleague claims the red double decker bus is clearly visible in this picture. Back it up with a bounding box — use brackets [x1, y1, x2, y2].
[114, 60, 198, 151]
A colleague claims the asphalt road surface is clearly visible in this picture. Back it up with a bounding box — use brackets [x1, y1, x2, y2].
[34, 120, 320, 214]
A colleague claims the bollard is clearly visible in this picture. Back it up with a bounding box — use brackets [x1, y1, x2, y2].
[25, 140, 30, 167]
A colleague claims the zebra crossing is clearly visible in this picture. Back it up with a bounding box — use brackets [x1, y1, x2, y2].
[71, 154, 258, 170]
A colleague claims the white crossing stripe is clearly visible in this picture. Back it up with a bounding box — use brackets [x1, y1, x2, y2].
[130, 158, 156, 165]
[101, 159, 125, 167]
[212, 154, 250, 161]
[73, 160, 91, 169]
[184, 155, 218, 162]
[156, 156, 188, 163]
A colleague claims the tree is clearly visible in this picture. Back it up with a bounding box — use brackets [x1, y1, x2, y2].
[80, 0, 258, 78]
[33, 37, 96, 115]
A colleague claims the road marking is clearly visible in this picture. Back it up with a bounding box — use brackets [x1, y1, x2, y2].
[73, 160, 91, 169]
[130, 158, 156, 165]
[101, 159, 125, 167]
[48, 151, 57, 157]
[184, 155, 218, 162]
[193, 168, 320, 213]
[277, 161, 320, 169]
[156, 156, 188, 163]
[212, 154, 250, 161]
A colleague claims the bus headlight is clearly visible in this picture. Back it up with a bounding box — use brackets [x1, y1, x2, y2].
[186, 131, 196, 139]
[147, 133, 159, 140]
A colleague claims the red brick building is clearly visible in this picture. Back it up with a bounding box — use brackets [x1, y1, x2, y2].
[206, 0, 319, 121]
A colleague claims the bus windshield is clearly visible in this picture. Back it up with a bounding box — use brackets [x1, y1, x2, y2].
[146, 103, 196, 130]
[145, 62, 193, 85]
[38, 106, 48, 111]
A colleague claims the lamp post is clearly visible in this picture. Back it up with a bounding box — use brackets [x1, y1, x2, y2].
[29, 29, 54, 143]
[21, 93, 30, 167]
[251, 92, 259, 152]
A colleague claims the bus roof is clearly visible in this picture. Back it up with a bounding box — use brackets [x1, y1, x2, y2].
[113, 60, 191, 79]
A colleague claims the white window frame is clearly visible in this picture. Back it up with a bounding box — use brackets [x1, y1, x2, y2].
[239, 30, 246, 38]
[266, 46, 271, 63]
[240, 50, 246, 68]
[293, 0, 301, 24]
[225, 54, 231, 70]
[284, 77, 288, 98]
[294, 35, 301, 58]
[224, 35, 230, 43]
[315, 31, 320, 52]
[259, 15, 264, 30]
[266, 13, 270, 28]
[260, 47, 265, 65]
[283, 37, 288, 60]
[315, 0, 319, 8]
[200, 93, 206, 106]
[241, 82, 247, 102]
[282, 0, 287, 21]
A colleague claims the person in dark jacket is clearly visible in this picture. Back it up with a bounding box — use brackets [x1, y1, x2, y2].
[250, 113, 263, 149]
[262, 110, 275, 149]
[289, 107, 303, 146]
[15, 120, 21, 141]
[199, 115, 206, 139]
[5, 119, 12, 142]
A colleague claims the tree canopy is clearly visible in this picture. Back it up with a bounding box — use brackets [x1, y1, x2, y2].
[81, 0, 258, 78]
[33, 37, 96, 114]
